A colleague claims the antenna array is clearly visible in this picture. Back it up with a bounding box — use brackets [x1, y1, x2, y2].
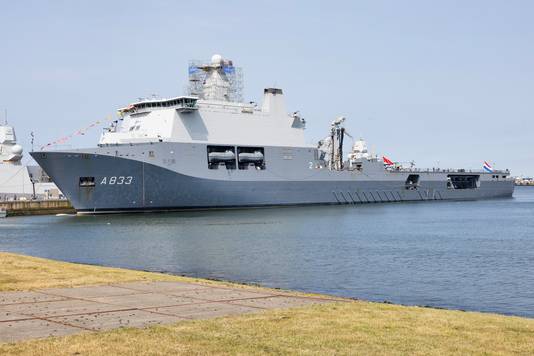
[187, 59, 244, 102]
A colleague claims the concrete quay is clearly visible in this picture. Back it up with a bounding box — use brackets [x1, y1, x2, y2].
[0, 199, 75, 217]
[0, 280, 339, 343]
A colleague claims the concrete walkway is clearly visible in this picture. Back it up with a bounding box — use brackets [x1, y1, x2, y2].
[0, 281, 341, 343]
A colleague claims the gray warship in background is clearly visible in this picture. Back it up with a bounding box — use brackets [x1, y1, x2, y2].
[0, 123, 59, 200]
[31, 54, 514, 214]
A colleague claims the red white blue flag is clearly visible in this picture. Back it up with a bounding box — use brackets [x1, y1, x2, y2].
[483, 161, 493, 173]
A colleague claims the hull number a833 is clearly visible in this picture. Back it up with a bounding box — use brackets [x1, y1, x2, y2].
[100, 176, 133, 185]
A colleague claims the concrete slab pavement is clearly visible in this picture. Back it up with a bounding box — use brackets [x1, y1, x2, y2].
[0, 280, 344, 343]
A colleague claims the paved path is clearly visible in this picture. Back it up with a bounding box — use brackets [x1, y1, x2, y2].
[0, 281, 342, 343]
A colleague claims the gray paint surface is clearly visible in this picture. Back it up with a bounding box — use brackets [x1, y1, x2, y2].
[31, 142, 514, 213]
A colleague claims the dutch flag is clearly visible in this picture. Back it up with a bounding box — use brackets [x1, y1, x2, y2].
[483, 161, 493, 173]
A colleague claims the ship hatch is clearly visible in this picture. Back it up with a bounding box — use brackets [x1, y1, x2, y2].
[405, 174, 419, 190]
[79, 177, 95, 187]
[447, 175, 480, 189]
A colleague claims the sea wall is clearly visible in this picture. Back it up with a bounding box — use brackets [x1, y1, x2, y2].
[0, 200, 75, 216]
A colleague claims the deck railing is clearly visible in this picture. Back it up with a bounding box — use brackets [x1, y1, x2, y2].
[387, 167, 509, 174]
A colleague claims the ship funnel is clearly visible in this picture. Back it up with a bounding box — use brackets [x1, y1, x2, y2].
[261, 88, 287, 116]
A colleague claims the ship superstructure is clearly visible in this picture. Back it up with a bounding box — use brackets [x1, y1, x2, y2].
[31, 55, 514, 213]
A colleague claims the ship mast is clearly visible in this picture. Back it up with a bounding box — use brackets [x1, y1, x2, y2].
[330, 117, 346, 170]
[187, 54, 243, 103]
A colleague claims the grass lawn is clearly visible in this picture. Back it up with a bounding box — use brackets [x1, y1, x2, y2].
[0, 252, 179, 291]
[0, 252, 261, 292]
[1, 252, 533, 355]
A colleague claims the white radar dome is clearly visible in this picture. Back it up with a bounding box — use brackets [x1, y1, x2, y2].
[11, 144, 23, 155]
[211, 54, 223, 65]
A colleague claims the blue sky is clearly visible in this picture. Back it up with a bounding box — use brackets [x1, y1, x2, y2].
[1, 0, 533, 175]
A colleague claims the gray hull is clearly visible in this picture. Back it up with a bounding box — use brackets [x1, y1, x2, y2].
[31, 144, 514, 214]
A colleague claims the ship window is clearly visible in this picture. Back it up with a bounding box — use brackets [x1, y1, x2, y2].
[149, 151, 155, 158]
[79, 177, 95, 187]
[207, 146, 236, 170]
[237, 147, 265, 170]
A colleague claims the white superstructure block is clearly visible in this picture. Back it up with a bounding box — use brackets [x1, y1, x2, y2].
[261, 88, 287, 116]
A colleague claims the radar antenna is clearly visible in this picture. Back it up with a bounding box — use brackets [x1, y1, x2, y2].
[187, 54, 244, 102]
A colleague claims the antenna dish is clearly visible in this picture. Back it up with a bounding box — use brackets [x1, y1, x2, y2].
[331, 116, 346, 126]
[211, 54, 223, 65]
[11, 144, 23, 155]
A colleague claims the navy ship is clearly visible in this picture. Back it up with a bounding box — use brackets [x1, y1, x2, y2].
[31, 55, 514, 214]
[0, 123, 59, 200]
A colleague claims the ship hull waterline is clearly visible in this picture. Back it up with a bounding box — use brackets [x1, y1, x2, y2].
[31, 151, 515, 215]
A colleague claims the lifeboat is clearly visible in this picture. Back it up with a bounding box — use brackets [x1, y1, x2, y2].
[208, 150, 235, 162]
[238, 151, 264, 162]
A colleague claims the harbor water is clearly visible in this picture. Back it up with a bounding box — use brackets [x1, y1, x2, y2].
[1, 187, 533, 318]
